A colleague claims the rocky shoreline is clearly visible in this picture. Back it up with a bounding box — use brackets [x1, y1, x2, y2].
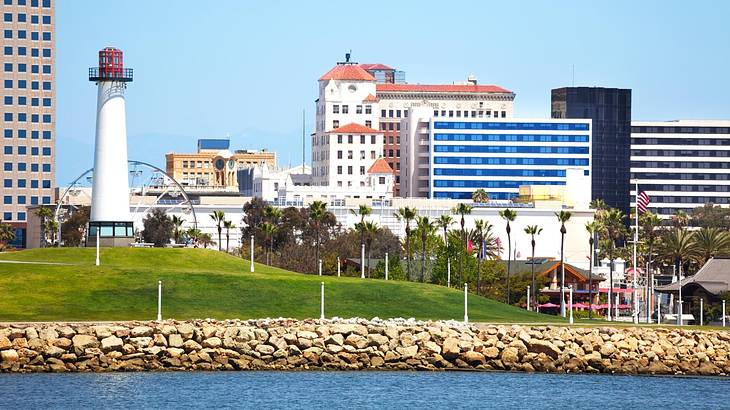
[1, 318, 729, 376]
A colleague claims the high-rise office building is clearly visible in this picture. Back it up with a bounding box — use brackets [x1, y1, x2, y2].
[1, 0, 55, 247]
[551, 87, 631, 215]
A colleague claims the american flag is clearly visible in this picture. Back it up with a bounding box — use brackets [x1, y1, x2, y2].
[637, 191, 651, 214]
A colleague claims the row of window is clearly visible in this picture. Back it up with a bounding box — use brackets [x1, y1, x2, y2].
[336, 134, 378, 144]
[379, 122, 401, 131]
[631, 126, 730, 134]
[433, 133, 590, 143]
[4, 129, 52, 138]
[433, 157, 589, 166]
[3, 194, 51, 204]
[3, 145, 51, 155]
[2, 211, 26, 221]
[3, 112, 52, 122]
[332, 104, 372, 114]
[3, 0, 52, 7]
[433, 110, 507, 119]
[434, 168, 567, 177]
[433, 145, 589, 154]
[433, 180, 566, 188]
[632, 137, 730, 146]
[644, 196, 729, 205]
[331, 120, 372, 130]
[3, 30, 51, 40]
[632, 161, 730, 169]
[4, 63, 50, 73]
[434, 122, 590, 131]
[4, 96, 51, 106]
[2, 162, 52, 173]
[631, 172, 730, 181]
[335, 180, 368, 188]
[3, 46, 52, 57]
[336, 165, 366, 175]
[3, 175, 50, 187]
[633, 184, 730, 193]
[3, 79, 52, 90]
[433, 191, 517, 200]
[381, 109, 408, 118]
[336, 150, 378, 160]
[631, 149, 729, 157]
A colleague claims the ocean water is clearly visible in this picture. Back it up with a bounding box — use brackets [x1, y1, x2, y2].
[0, 371, 728, 409]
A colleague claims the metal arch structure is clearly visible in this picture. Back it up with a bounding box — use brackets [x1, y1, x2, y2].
[55, 160, 198, 242]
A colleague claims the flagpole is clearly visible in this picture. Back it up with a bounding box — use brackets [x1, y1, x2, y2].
[633, 179, 639, 324]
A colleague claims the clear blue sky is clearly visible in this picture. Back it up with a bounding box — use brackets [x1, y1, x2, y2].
[56, 0, 730, 183]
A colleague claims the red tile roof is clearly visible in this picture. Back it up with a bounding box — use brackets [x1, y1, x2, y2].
[376, 83, 512, 93]
[319, 64, 376, 81]
[327, 123, 383, 134]
[367, 158, 393, 174]
[363, 94, 379, 102]
[360, 63, 394, 71]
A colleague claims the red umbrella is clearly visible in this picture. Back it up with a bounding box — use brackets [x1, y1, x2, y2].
[538, 302, 559, 308]
[572, 302, 589, 309]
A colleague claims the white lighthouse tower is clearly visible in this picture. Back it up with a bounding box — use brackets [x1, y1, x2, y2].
[87, 47, 134, 247]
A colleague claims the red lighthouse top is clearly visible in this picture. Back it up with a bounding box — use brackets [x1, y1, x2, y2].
[89, 47, 133, 82]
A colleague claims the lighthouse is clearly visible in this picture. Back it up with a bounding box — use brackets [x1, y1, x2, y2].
[87, 48, 134, 247]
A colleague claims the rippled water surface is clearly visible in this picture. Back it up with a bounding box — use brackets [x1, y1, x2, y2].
[1, 371, 728, 409]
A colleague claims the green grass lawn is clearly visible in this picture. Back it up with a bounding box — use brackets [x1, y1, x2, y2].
[0, 248, 564, 323]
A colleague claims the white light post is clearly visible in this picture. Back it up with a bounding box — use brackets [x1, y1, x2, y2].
[615, 293, 619, 320]
[384, 252, 389, 281]
[447, 258, 451, 288]
[337, 256, 341, 277]
[320, 282, 325, 320]
[632, 179, 639, 325]
[568, 286, 574, 325]
[526, 286, 531, 311]
[318, 259, 322, 276]
[656, 294, 661, 325]
[722, 300, 726, 327]
[700, 298, 704, 326]
[360, 244, 365, 279]
[250, 235, 254, 273]
[677, 264, 683, 326]
[157, 280, 162, 321]
[95, 229, 100, 266]
[463, 283, 468, 324]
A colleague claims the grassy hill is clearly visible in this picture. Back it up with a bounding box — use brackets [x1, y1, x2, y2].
[0, 248, 563, 323]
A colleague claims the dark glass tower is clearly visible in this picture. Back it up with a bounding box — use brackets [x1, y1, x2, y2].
[551, 87, 632, 215]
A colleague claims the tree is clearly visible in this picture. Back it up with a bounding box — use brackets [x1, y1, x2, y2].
[142, 208, 173, 247]
[671, 210, 689, 229]
[584, 221, 601, 319]
[499, 208, 517, 304]
[472, 219, 489, 294]
[34, 206, 54, 248]
[170, 215, 185, 244]
[524, 224, 543, 310]
[691, 203, 730, 229]
[209, 210, 226, 251]
[0, 220, 15, 251]
[351, 204, 372, 256]
[60, 206, 89, 247]
[694, 227, 730, 265]
[309, 200, 328, 269]
[600, 208, 625, 321]
[223, 220, 235, 253]
[261, 222, 277, 264]
[362, 221, 380, 278]
[435, 215, 454, 286]
[452, 203, 473, 285]
[415, 216, 435, 283]
[394, 207, 417, 281]
[471, 189, 489, 204]
[185, 228, 202, 247]
[555, 210, 572, 316]
[198, 232, 216, 249]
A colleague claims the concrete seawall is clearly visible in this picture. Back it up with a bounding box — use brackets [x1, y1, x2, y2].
[1, 319, 729, 376]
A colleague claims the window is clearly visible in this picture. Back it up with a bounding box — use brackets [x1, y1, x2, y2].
[356, 105, 362, 114]
[31, 48, 38, 57]
[4, 113, 12, 121]
[17, 212, 25, 221]
[360, 150, 365, 160]
[347, 135, 353, 144]
[41, 196, 50, 204]
[42, 147, 50, 155]
[31, 31, 38, 40]
[337, 150, 342, 159]
[42, 82, 51, 90]
[42, 114, 51, 123]
[30, 180, 37, 188]
[3, 163, 12, 171]
[42, 179, 50, 188]
[42, 15, 50, 24]
[3, 30, 10, 39]
[337, 166, 342, 175]
[2, 179, 9, 188]
[332, 104, 339, 114]
[342, 105, 348, 114]
[3, 13, 11, 22]
[42, 32, 51, 41]
[3, 146, 11, 154]
[379, 177, 386, 184]
[32, 81, 39, 90]
[347, 150, 353, 159]
[3, 80, 11, 88]
[360, 135, 365, 144]
[381, 110, 386, 117]
[365, 105, 372, 114]
[18, 96, 26, 105]
[347, 166, 352, 175]
[18, 30, 26, 39]
[17, 196, 26, 205]
[18, 47, 27, 56]
[3, 196, 11, 204]
[42, 65, 50, 74]
[3, 63, 10, 72]
[18, 80, 26, 88]
[42, 48, 51, 57]
[17, 13, 26, 23]
[360, 166, 365, 175]
[42, 131, 50, 139]
[42, 98, 51, 107]
[17, 146, 26, 154]
[30, 197, 37, 205]
[31, 147, 38, 155]
[2, 212, 10, 220]
[3, 129, 10, 138]
[337, 135, 342, 144]
[332, 120, 339, 128]
[17, 179, 25, 187]
[3, 96, 11, 105]
[371, 151, 376, 159]
[371, 135, 376, 144]
[365, 120, 371, 128]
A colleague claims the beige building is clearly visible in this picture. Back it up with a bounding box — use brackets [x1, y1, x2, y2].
[165, 139, 275, 191]
[1, 0, 55, 247]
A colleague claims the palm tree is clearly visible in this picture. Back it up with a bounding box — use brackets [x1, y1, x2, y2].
[261, 222, 277, 265]
[264, 205, 283, 224]
[584, 221, 601, 319]
[671, 210, 689, 229]
[223, 220, 235, 253]
[34, 206, 54, 248]
[415, 216, 435, 283]
[351, 204, 372, 255]
[185, 227, 202, 247]
[452, 203, 473, 285]
[640, 211, 662, 321]
[0, 220, 15, 251]
[471, 189, 489, 204]
[362, 221, 380, 278]
[658, 227, 699, 323]
[694, 227, 730, 265]
[499, 208, 518, 304]
[309, 200, 328, 269]
[601, 208, 625, 321]
[198, 233, 215, 249]
[435, 214, 454, 286]
[524, 224, 543, 310]
[170, 215, 185, 244]
[394, 207, 417, 281]
[472, 219, 487, 294]
[209, 210, 226, 251]
[555, 210, 572, 316]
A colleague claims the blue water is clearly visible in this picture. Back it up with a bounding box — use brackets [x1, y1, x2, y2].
[0, 371, 728, 409]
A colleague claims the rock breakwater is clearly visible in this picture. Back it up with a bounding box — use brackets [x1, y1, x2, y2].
[1, 319, 729, 376]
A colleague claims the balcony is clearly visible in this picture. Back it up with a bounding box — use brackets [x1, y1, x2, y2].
[88, 67, 134, 82]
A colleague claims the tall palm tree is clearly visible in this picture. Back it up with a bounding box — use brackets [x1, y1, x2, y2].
[264, 205, 283, 224]
[640, 211, 662, 321]
[524, 224, 543, 310]
[362, 221, 380, 278]
[209, 210, 226, 251]
[351, 204, 372, 255]
[658, 227, 699, 323]
[584, 221, 601, 319]
[261, 222, 277, 265]
[34, 206, 54, 248]
[394, 207, 417, 281]
[671, 210, 689, 229]
[436, 214, 454, 286]
[589, 198, 609, 261]
[555, 210, 572, 316]
[170, 215, 185, 244]
[415, 216, 435, 283]
[309, 201, 328, 269]
[452, 203, 472, 285]
[472, 219, 487, 295]
[601, 208, 625, 321]
[0, 220, 16, 250]
[694, 227, 730, 265]
[499, 208, 518, 304]
[223, 220, 235, 253]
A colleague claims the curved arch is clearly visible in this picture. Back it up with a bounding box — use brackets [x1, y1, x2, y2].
[55, 160, 198, 242]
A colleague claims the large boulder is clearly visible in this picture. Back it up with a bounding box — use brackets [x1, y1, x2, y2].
[72, 334, 99, 350]
[100, 336, 124, 352]
[442, 337, 460, 359]
[528, 339, 561, 360]
[168, 334, 184, 348]
[130, 326, 153, 338]
[1, 349, 19, 363]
